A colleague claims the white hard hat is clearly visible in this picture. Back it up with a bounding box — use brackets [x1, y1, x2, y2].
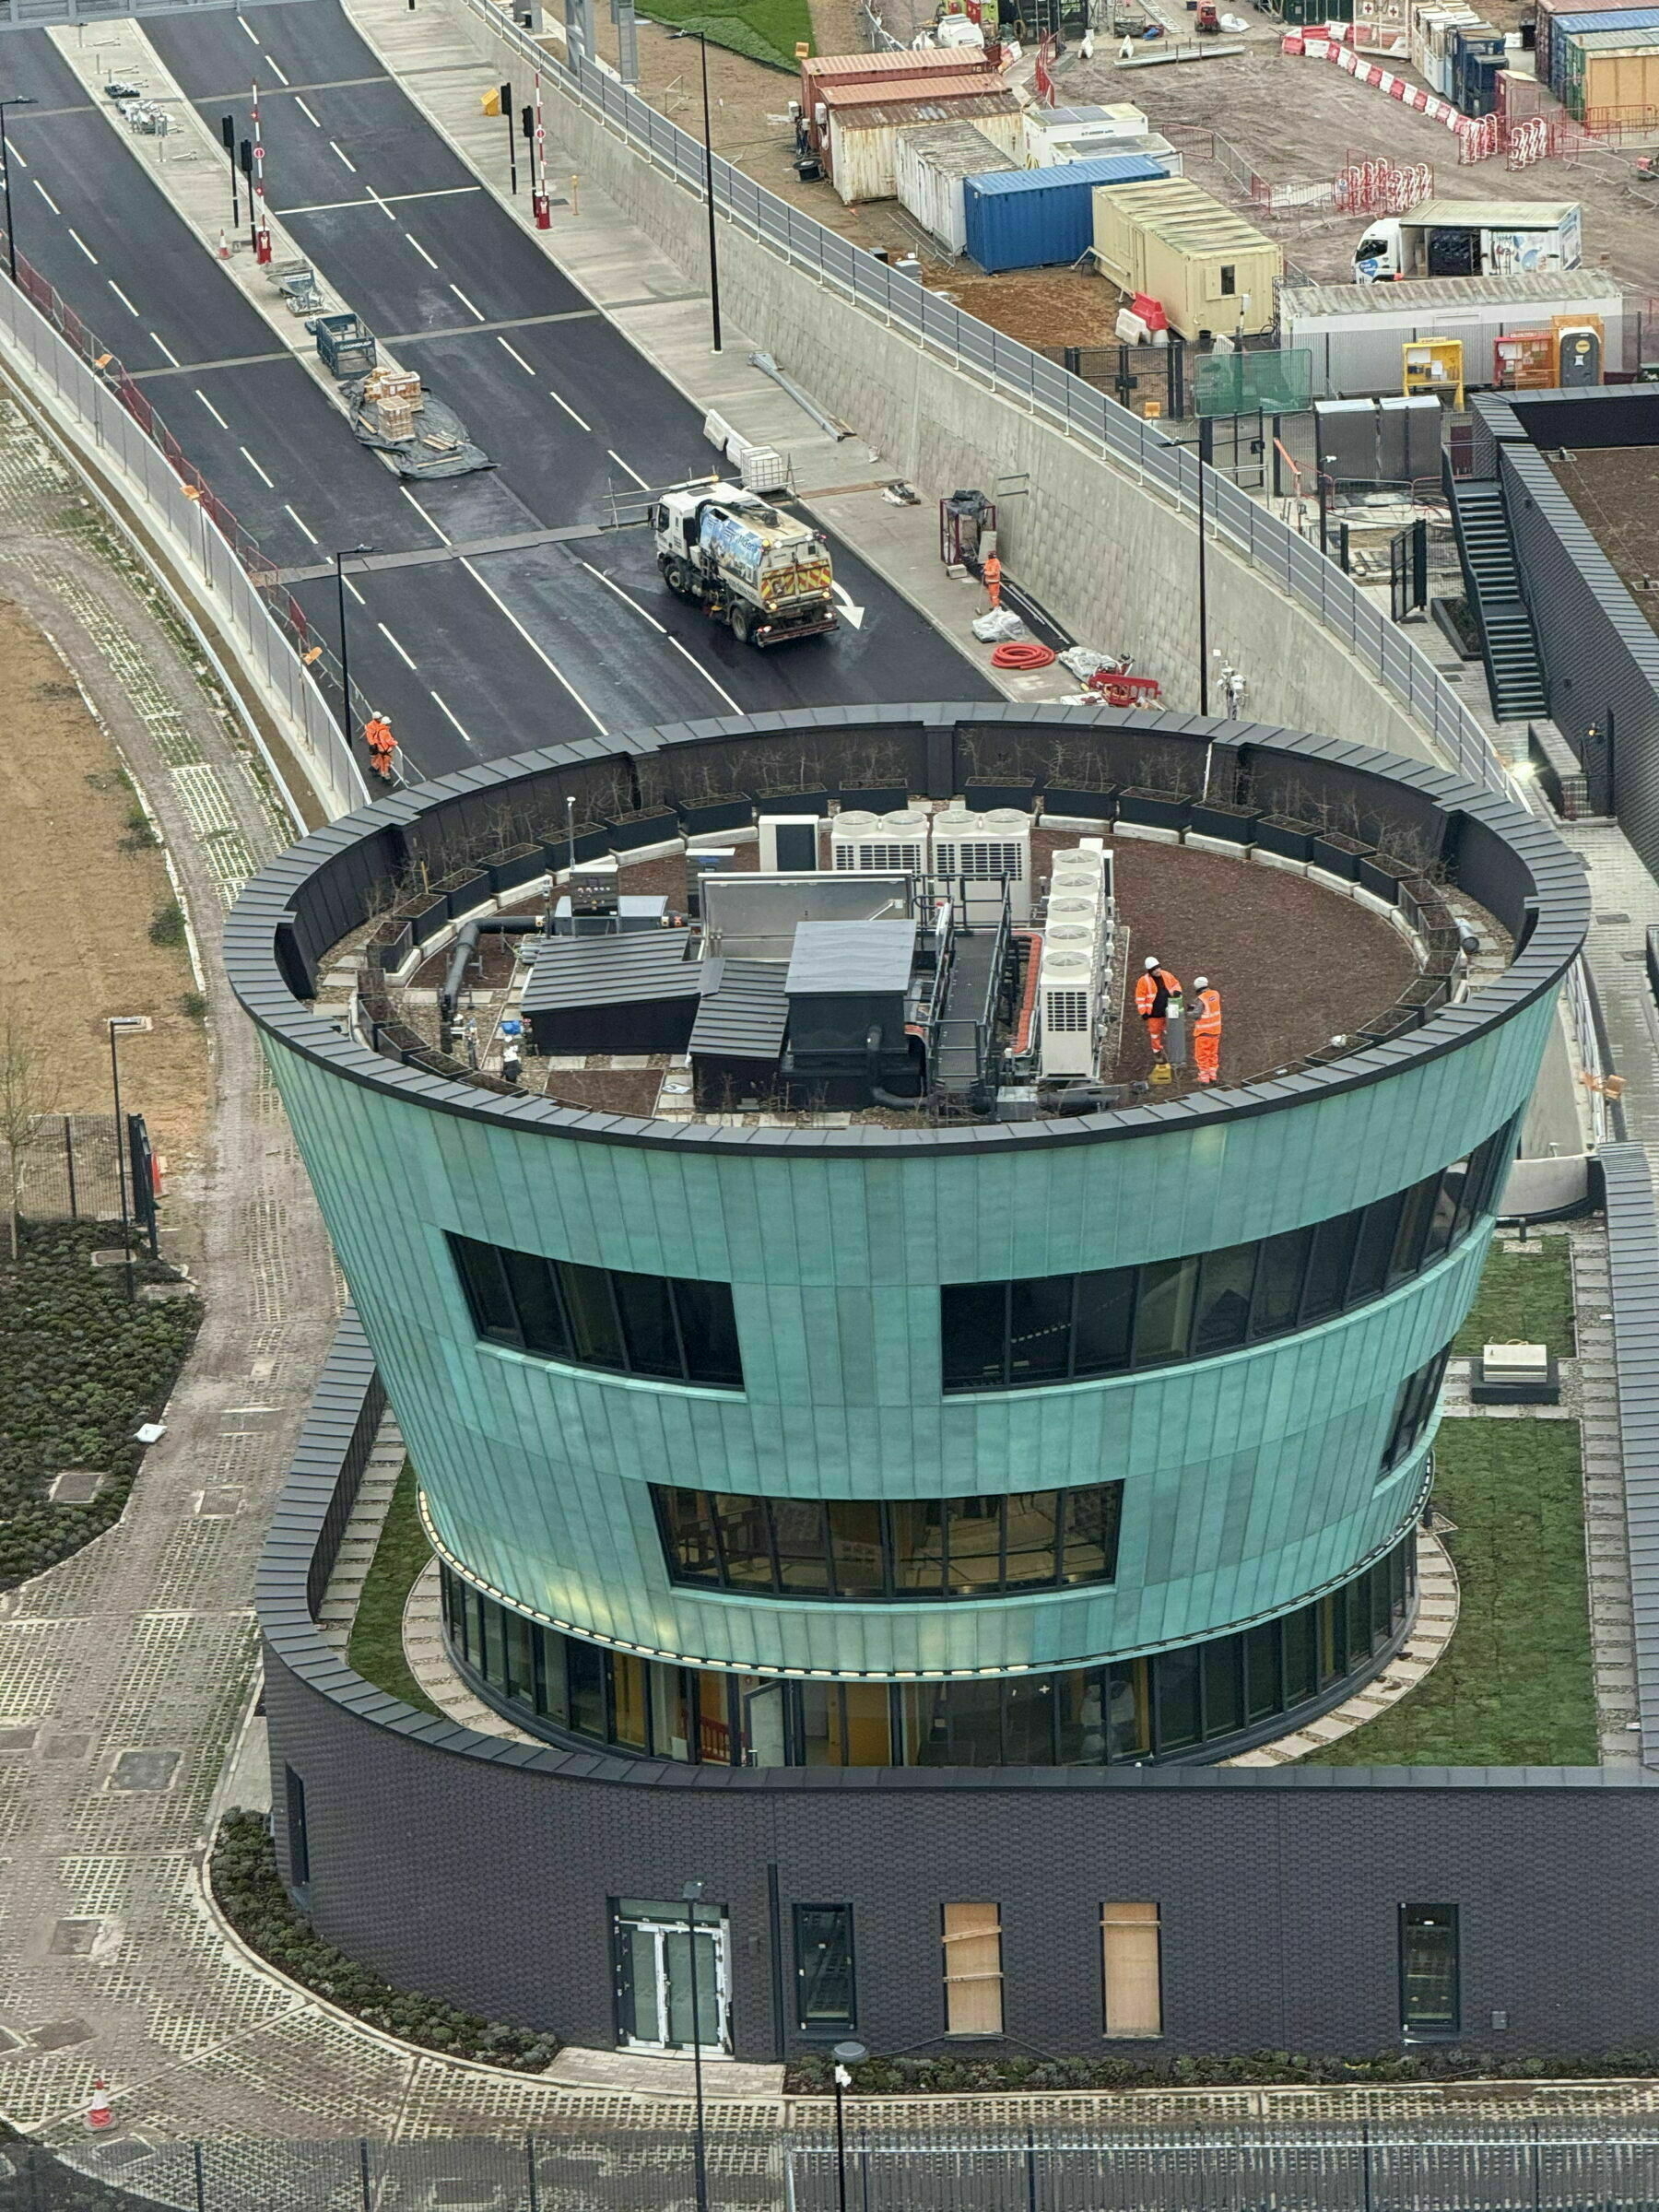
[1194, 976, 1209, 990]
[1144, 956, 1159, 971]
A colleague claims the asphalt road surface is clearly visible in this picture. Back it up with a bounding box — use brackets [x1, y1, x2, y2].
[0, 6, 995, 782]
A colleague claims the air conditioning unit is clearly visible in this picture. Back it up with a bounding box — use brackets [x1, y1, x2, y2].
[1040, 947, 1100, 1079]
[831, 807, 929, 877]
[931, 806, 1032, 923]
[759, 815, 821, 873]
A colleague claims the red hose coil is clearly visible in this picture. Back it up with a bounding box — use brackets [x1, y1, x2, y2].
[990, 641, 1057, 670]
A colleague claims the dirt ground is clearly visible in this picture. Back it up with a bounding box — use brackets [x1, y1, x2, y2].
[1099, 836, 1418, 1087]
[0, 596, 210, 1167]
[1546, 444, 1659, 628]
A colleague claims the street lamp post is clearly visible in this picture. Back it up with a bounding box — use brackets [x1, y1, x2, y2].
[0, 97, 39, 288]
[108, 1016, 147, 1304]
[681, 1880, 711, 2212]
[831, 2040, 868, 2212]
[671, 31, 722, 355]
[332, 545, 373, 752]
[1194, 417, 1212, 716]
[1317, 453, 1335, 561]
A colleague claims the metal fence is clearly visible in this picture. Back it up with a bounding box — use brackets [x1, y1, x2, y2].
[0, 241, 366, 820]
[19, 2120, 1659, 2212]
[5, 1113, 124, 1223]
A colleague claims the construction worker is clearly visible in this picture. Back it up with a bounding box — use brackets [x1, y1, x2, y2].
[364, 714, 396, 780]
[1135, 956, 1182, 1056]
[1193, 975, 1222, 1084]
[982, 549, 1003, 610]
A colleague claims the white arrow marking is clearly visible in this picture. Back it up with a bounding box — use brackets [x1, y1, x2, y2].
[831, 582, 865, 629]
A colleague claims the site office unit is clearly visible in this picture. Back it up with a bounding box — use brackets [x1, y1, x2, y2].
[233, 704, 1590, 2061]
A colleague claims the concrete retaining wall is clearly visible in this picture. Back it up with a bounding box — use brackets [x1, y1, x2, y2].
[457, 5, 1433, 759]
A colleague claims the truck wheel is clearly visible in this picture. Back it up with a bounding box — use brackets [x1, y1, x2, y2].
[729, 603, 753, 645]
[661, 558, 691, 598]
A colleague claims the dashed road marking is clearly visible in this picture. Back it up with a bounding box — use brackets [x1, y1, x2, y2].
[283, 503, 318, 545]
[240, 447, 276, 488]
[194, 389, 229, 428]
[67, 227, 98, 265]
[376, 620, 417, 668]
[329, 140, 357, 172]
[547, 384, 591, 433]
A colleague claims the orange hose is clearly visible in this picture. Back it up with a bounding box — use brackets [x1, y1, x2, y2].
[991, 641, 1057, 670]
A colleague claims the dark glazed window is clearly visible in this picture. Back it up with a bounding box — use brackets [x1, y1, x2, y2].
[1400, 1904, 1460, 2037]
[940, 1119, 1518, 1393]
[284, 1766, 310, 1891]
[794, 1906, 857, 2032]
[449, 1234, 744, 1389]
[1380, 1347, 1453, 1477]
[652, 1482, 1124, 1599]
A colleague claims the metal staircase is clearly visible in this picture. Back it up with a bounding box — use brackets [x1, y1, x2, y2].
[1448, 478, 1549, 724]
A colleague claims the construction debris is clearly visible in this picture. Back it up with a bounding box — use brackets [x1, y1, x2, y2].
[340, 374, 493, 478]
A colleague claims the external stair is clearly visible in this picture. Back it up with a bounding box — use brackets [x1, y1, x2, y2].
[1448, 478, 1550, 724]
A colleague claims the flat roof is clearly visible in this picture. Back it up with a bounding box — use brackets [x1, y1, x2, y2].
[1280, 271, 1624, 318]
[786, 917, 915, 994]
[1406, 198, 1581, 226]
[832, 89, 1020, 128]
[521, 932, 702, 1014]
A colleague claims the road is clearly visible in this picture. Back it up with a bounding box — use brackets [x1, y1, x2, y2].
[0, 4, 995, 781]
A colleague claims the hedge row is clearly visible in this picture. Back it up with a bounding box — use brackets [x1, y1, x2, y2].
[0, 1220, 202, 1589]
[786, 2048, 1659, 2095]
[210, 1812, 561, 2071]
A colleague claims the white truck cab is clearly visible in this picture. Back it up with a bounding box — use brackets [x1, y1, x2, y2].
[1355, 201, 1583, 283]
[653, 484, 838, 647]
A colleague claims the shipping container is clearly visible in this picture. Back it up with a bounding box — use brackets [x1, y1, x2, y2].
[1091, 178, 1281, 338]
[1411, 5, 1482, 93]
[1535, 0, 1659, 84]
[799, 48, 989, 129]
[1451, 22, 1505, 107]
[1557, 19, 1659, 109]
[826, 87, 1024, 203]
[962, 153, 1167, 271]
[1277, 269, 1626, 394]
[1022, 100, 1147, 162]
[1547, 8, 1659, 93]
[895, 120, 1019, 254]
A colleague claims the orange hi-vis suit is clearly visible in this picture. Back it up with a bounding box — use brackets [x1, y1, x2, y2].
[364, 716, 396, 779]
[982, 552, 1003, 609]
[1194, 982, 1222, 1083]
[1135, 964, 1182, 1054]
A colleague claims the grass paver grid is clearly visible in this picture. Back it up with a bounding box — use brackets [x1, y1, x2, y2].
[1453, 1240, 1577, 1359]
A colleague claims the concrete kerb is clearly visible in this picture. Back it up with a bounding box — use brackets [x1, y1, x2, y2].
[437, 0, 1441, 759]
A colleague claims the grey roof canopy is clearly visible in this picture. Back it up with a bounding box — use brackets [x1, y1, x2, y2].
[786, 917, 916, 997]
[224, 703, 1590, 1159]
[688, 959, 790, 1062]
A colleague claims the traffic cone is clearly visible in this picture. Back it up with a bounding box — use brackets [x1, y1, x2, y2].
[218, 229, 229, 260]
[87, 2077, 113, 2131]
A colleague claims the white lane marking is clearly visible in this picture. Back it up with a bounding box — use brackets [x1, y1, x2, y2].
[429, 689, 475, 746]
[405, 231, 438, 269]
[240, 445, 275, 488]
[294, 96, 322, 127]
[606, 447, 649, 488]
[329, 140, 357, 172]
[364, 182, 398, 223]
[283, 502, 318, 545]
[546, 383, 591, 433]
[831, 581, 865, 630]
[449, 283, 486, 323]
[377, 620, 417, 669]
[497, 337, 535, 375]
[6, 144, 26, 170]
[33, 181, 59, 213]
[459, 556, 606, 734]
[264, 54, 290, 83]
[149, 334, 180, 366]
[108, 279, 139, 317]
[580, 559, 742, 712]
[67, 228, 98, 265]
[238, 13, 261, 40]
[342, 572, 365, 606]
[194, 388, 229, 428]
[400, 482, 449, 545]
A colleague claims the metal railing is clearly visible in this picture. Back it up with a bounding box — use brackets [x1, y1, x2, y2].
[470, 0, 1505, 803]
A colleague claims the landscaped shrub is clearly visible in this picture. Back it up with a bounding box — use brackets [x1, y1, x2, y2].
[210, 1812, 561, 2071]
[786, 2046, 1659, 2095]
[0, 1220, 202, 1588]
[148, 901, 186, 947]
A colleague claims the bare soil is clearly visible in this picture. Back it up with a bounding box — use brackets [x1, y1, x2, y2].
[923, 268, 1125, 345]
[1545, 443, 1659, 628]
[0, 596, 210, 1168]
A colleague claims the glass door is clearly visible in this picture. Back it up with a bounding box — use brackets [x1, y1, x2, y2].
[615, 1900, 730, 2056]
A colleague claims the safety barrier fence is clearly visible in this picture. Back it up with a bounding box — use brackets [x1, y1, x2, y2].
[26, 2118, 1659, 2212]
[0, 233, 368, 818]
[2, 1112, 144, 1227]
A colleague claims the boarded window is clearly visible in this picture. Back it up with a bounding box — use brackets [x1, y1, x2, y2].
[1102, 1902, 1162, 2038]
[942, 1902, 1003, 2036]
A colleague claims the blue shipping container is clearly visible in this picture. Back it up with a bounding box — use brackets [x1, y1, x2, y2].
[1544, 2, 1659, 85]
[962, 152, 1166, 274]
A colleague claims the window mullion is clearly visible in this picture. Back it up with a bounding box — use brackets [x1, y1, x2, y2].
[665, 1280, 692, 1383]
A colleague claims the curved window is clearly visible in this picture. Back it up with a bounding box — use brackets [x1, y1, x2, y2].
[441, 1528, 1417, 1767]
[942, 1117, 1517, 1393]
[1380, 1346, 1452, 1477]
[652, 1482, 1123, 1600]
[449, 1233, 742, 1388]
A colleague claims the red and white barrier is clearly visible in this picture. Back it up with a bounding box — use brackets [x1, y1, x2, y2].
[1293, 37, 1500, 156]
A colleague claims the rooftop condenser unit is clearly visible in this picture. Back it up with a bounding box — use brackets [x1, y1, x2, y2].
[831, 807, 929, 878]
[931, 806, 1032, 923]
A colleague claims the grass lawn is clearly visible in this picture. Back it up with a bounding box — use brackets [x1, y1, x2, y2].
[641, 0, 812, 69]
[1307, 1418, 1597, 1767]
[1453, 1238, 1575, 1359]
[347, 1459, 441, 1718]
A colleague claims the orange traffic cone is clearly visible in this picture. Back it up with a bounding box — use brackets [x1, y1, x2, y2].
[87, 2077, 113, 2131]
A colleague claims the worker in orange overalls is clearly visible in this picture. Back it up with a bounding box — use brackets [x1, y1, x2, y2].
[364, 714, 396, 779]
[1135, 956, 1182, 1056]
[1193, 975, 1222, 1085]
[982, 550, 1003, 609]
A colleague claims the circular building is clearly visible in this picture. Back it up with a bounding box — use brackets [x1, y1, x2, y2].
[233, 705, 1586, 2058]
